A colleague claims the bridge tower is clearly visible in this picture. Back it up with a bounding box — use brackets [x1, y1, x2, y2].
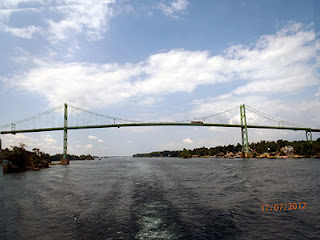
[61, 103, 69, 164]
[240, 104, 250, 158]
[306, 129, 312, 143]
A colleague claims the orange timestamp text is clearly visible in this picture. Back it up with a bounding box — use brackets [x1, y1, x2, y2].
[261, 202, 306, 212]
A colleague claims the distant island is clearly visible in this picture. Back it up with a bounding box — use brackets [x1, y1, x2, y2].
[0, 142, 94, 173]
[133, 138, 320, 159]
[49, 153, 94, 161]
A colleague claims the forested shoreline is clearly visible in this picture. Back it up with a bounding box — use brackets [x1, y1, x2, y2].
[133, 138, 320, 158]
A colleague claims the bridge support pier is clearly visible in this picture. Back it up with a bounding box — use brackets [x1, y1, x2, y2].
[61, 103, 69, 165]
[240, 104, 250, 158]
[306, 129, 312, 143]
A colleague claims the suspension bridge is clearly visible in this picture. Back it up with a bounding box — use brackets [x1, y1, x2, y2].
[0, 103, 319, 164]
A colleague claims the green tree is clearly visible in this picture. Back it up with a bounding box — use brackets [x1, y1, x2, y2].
[179, 148, 192, 158]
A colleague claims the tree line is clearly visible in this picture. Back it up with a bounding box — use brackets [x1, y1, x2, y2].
[133, 138, 320, 158]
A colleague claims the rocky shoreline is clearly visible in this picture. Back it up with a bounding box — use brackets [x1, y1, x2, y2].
[187, 152, 311, 159]
[2, 159, 49, 173]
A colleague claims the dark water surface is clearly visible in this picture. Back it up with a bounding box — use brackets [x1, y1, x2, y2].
[1, 157, 320, 240]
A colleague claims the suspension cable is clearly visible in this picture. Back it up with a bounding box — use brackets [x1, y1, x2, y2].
[0, 105, 64, 129]
[68, 104, 144, 123]
[246, 105, 306, 128]
[175, 106, 239, 123]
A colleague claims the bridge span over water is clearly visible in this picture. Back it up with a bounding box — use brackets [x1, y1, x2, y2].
[1, 104, 319, 164]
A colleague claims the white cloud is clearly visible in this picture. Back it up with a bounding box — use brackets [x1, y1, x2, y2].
[88, 135, 97, 140]
[158, 0, 189, 17]
[0, 1, 43, 38]
[0, 9, 16, 21]
[0, 0, 45, 36]
[183, 138, 193, 144]
[9, 60, 143, 107]
[47, 1, 115, 43]
[1, 24, 41, 38]
[86, 143, 93, 149]
[138, 97, 164, 106]
[2, 133, 60, 153]
[0, 0, 44, 9]
[2, 23, 317, 110]
[88, 135, 104, 143]
[44, 135, 57, 144]
[0, 0, 115, 44]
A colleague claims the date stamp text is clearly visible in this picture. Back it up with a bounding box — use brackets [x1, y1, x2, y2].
[261, 202, 306, 212]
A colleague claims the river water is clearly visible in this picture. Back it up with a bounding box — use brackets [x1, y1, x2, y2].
[1, 157, 320, 240]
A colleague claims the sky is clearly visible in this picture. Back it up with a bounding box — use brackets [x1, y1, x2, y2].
[0, 0, 319, 156]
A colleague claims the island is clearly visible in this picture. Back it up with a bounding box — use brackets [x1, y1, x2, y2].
[0, 143, 50, 173]
[0, 142, 95, 173]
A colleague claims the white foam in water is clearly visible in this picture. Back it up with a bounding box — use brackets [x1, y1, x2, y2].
[135, 201, 177, 240]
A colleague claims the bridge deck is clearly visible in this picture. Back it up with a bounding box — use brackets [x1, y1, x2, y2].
[1, 122, 320, 134]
